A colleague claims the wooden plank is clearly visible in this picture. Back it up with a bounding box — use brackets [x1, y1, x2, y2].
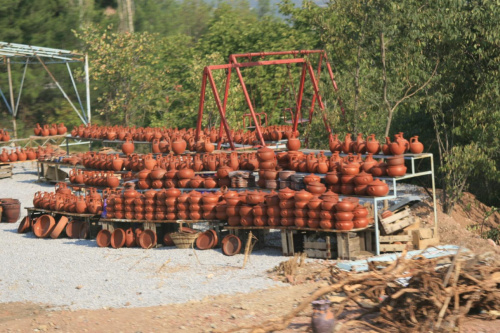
[379, 243, 408, 252]
[281, 230, 289, 256]
[380, 235, 412, 243]
[384, 216, 415, 234]
[304, 242, 329, 250]
[305, 249, 332, 259]
[286, 230, 294, 256]
[379, 207, 410, 224]
[418, 228, 434, 239]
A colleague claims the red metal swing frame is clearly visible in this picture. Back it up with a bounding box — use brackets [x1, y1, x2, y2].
[195, 50, 344, 150]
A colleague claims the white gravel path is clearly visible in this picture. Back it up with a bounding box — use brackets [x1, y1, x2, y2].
[0, 163, 288, 310]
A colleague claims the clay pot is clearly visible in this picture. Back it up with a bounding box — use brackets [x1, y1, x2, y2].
[246, 191, 265, 205]
[122, 139, 134, 155]
[329, 134, 341, 152]
[286, 136, 301, 151]
[1, 199, 21, 222]
[307, 210, 321, 219]
[177, 168, 195, 179]
[189, 211, 201, 220]
[279, 199, 295, 210]
[307, 218, 320, 229]
[306, 181, 326, 195]
[335, 211, 354, 221]
[280, 217, 294, 227]
[278, 170, 295, 181]
[267, 206, 281, 217]
[280, 209, 294, 218]
[239, 205, 253, 217]
[138, 230, 157, 249]
[268, 217, 281, 226]
[228, 216, 240, 226]
[366, 134, 380, 154]
[318, 219, 333, 229]
[324, 171, 340, 185]
[353, 218, 369, 229]
[278, 187, 295, 200]
[256, 147, 275, 161]
[387, 165, 407, 177]
[341, 174, 356, 184]
[293, 209, 308, 218]
[252, 203, 267, 216]
[335, 221, 354, 231]
[336, 200, 355, 212]
[294, 189, 314, 202]
[390, 139, 406, 155]
[366, 179, 390, 197]
[410, 136, 424, 154]
[50, 216, 69, 239]
[226, 205, 242, 217]
[110, 228, 126, 248]
[34, 215, 56, 238]
[303, 174, 320, 185]
[307, 197, 323, 210]
[354, 172, 373, 186]
[294, 217, 307, 228]
[204, 177, 217, 188]
[125, 228, 136, 247]
[320, 200, 336, 211]
[240, 216, 253, 226]
[188, 176, 204, 188]
[172, 138, 187, 155]
[96, 229, 112, 247]
[354, 185, 368, 196]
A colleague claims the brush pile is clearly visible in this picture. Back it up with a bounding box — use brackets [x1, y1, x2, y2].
[241, 249, 500, 333]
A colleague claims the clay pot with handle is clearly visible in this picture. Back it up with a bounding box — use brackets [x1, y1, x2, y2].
[366, 134, 380, 154]
[329, 133, 341, 153]
[409, 136, 424, 154]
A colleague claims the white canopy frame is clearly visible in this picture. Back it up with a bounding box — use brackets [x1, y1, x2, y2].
[0, 42, 91, 139]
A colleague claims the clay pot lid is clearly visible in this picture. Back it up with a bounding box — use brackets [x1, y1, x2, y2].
[65, 220, 82, 239]
[50, 216, 69, 239]
[196, 230, 215, 250]
[111, 228, 126, 248]
[144, 189, 157, 199]
[257, 146, 274, 153]
[180, 226, 197, 234]
[307, 181, 325, 187]
[17, 216, 31, 234]
[208, 229, 218, 249]
[222, 234, 242, 256]
[138, 229, 157, 249]
[96, 229, 112, 247]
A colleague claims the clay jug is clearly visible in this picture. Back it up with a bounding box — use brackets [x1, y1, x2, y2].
[172, 137, 187, 155]
[361, 153, 377, 173]
[34, 123, 42, 136]
[353, 133, 366, 154]
[76, 196, 87, 214]
[125, 228, 136, 247]
[409, 136, 424, 154]
[316, 152, 329, 174]
[311, 300, 335, 333]
[8, 150, 18, 162]
[329, 134, 341, 153]
[112, 155, 124, 171]
[2, 131, 10, 142]
[341, 133, 353, 153]
[122, 138, 135, 155]
[41, 124, 50, 136]
[382, 137, 392, 155]
[49, 124, 58, 136]
[366, 134, 380, 154]
[0, 149, 8, 162]
[57, 123, 67, 135]
[152, 139, 161, 154]
[286, 134, 301, 151]
[17, 148, 27, 161]
[390, 135, 406, 155]
[306, 153, 318, 173]
[203, 137, 215, 153]
[229, 152, 239, 170]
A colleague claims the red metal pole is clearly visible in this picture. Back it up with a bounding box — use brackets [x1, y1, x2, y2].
[308, 53, 323, 123]
[195, 71, 208, 142]
[323, 53, 345, 118]
[217, 67, 232, 150]
[207, 58, 305, 71]
[230, 50, 324, 60]
[292, 63, 307, 133]
[230, 55, 266, 147]
[306, 63, 331, 133]
[206, 69, 235, 150]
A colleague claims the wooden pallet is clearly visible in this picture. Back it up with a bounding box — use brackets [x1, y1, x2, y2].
[379, 207, 415, 234]
[303, 235, 333, 259]
[0, 163, 12, 179]
[411, 227, 440, 249]
[337, 232, 362, 260]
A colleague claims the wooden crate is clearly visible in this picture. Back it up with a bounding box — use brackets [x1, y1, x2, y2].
[379, 234, 413, 252]
[303, 235, 333, 259]
[412, 227, 440, 249]
[379, 207, 416, 234]
[0, 163, 12, 179]
[337, 232, 362, 260]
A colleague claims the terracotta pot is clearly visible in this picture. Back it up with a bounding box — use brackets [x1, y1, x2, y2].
[121, 139, 134, 155]
[366, 134, 380, 154]
[353, 185, 367, 196]
[307, 197, 323, 210]
[266, 206, 281, 217]
[50, 216, 69, 239]
[172, 138, 187, 155]
[294, 201, 308, 209]
[268, 217, 281, 226]
[111, 228, 126, 248]
[34, 215, 55, 238]
[367, 179, 389, 197]
[280, 217, 294, 226]
[335, 221, 354, 231]
[341, 174, 356, 184]
[125, 228, 136, 247]
[386, 155, 405, 166]
[253, 215, 267, 227]
[336, 200, 355, 212]
[252, 203, 267, 216]
[246, 191, 265, 205]
[294, 217, 307, 228]
[353, 218, 369, 229]
[177, 211, 189, 219]
[240, 216, 253, 226]
[324, 171, 340, 185]
[294, 189, 314, 202]
[96, 229, 112, 247]
[319, 210, 333, 220]
[335, 211, 354, 221]
[228, 216, 240, 226]
[387, 165, 407, 177]
[138, 230, 157, 249]
[286, 137, 301, 151]
[221, 234, 242, 256]
[354, 172, 373, 186]
[279, 199, 295, 209]
[293, 209, 308, 218]
[319, 219, 334, 229]
[189, 211, 201, 220]
[204, 177, 217, 188]
[307, 218, 320, 229]
[306, 182, 326, 195]
[278, 187, 295, 200]
[340, 183, 355, 195]
[256, 147, 275, 161]
[410, 136, 424, 154]
[177, 168, 194, 179]
[307, 210, 321, 219]
[303, 174, 320, 185]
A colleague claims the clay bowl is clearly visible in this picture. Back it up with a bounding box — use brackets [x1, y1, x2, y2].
[96, 229, 112, 247]
[35, 215, 55, 238]
[50, 216, 69, 239]
[222, 235, 242, 256]
[138, 229, 157, 249]
[111, 228, 126, 248]
[386, 155, 405, 166]
[196, 230, 215, 250]
[163, 233, 175, 246]
[279, 199, 295, 210]
[17, 216, 32, 234]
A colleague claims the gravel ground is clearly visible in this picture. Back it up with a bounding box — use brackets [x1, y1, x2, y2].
[0, 163, 288, 310]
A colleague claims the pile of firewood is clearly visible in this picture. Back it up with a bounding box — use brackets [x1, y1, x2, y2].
[231, 249, 500, 333]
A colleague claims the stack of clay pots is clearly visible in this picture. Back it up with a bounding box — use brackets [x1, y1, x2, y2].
[176, 192, 190, 220]
[224, 190, 241, 226]
[353, 205, 369, 229]
[293, 190, 313, 229]
[278, 187, 295, 227]
[265, 190, 280, 226]
[69, 169, 120, 188]
[385, 155, 407, 177]
[319, 191, 338, 229]
[256, 147, 278, 189]
[334, 198, 357, 231]
[188, 191, 202, 220]
[278, 170, 295, 190]
[202, 192, 220, 220]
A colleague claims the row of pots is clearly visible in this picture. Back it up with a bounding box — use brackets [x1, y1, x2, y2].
[0, 129, 10, 142]
[34, 123, 67, 136]
[96, 228, 157, 249]
[329, 132, 424, 155]
[33, 185, 103, 215]
[0, 148, 37, 162]
[18, 215, 89, 239]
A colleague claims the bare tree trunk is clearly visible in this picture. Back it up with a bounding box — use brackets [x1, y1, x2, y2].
[380, 32, 393, 137]
[126, 0, 135, 33]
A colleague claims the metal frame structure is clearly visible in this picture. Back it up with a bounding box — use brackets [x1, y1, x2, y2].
[195, 50, 344, 150]
[0, 42, 91, 138]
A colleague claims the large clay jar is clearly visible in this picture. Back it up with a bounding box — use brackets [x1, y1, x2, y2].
[366, 179, 389, 197]
[335, 221, 354, 231]
[353, 218, 369, 229]
[122, 138, 134, 155]
[354, 171, 373, 186]
[410, 136, 424, 154]
[341, 133, 354, 154]
[172, 137, 187, 155]
[256, 147, 275, 162]
[303, 174, 320, 185]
